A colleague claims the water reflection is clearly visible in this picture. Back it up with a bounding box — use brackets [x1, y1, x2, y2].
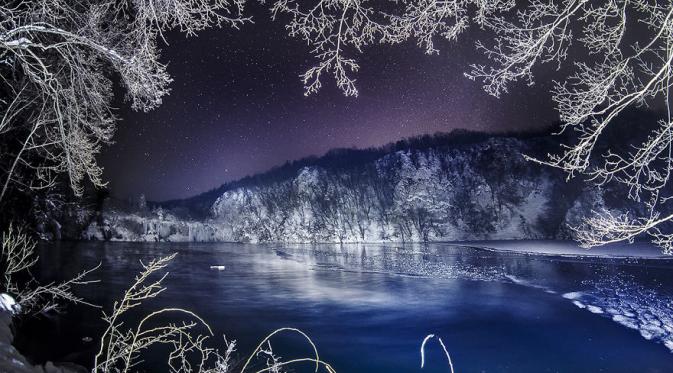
[23, 241, 673, 372]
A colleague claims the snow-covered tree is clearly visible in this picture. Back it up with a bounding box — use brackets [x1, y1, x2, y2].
[271, 0, 673, 253]
[471, 1, 673, 253]
[0, 0, 248, 202]
[5, 0, 673, 251]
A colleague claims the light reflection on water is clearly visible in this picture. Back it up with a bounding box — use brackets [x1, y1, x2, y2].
[20, 242, 673, 372]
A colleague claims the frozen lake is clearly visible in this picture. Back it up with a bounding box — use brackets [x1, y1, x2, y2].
[18, 241, 673, 372]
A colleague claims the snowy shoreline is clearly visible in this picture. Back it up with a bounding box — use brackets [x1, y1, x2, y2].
[451, 239, 672, 259]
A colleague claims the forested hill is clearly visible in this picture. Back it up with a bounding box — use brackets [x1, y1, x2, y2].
[156, 129, 556, 219]
[81, 129, 642, 243]
[206, 134, 584, 242]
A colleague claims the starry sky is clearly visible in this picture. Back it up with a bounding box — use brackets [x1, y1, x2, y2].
[100, 4, 559, 201]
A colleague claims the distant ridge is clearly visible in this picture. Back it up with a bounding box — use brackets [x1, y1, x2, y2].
[157, 128, 555, 217]
[82, 112, 662, 243]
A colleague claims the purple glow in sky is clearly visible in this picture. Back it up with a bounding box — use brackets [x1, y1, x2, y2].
[101, 5, 557, 201]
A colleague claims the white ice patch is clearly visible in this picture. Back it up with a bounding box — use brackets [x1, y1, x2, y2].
[640, 324, 667, 341]
[562, 291, 583, 300]
[586, 305, 604, 314]
[664, 340, 673, 351]
[564, 278, 673, 353]
[572, 300, 586, 309]
[505, 275, 555, 293]
[612, 315, 639, 330]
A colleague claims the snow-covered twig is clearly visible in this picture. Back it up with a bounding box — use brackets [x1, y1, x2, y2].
[0, 223, 99, 315]
[420, 334, 454, 373]
[0, 0, 250, 202]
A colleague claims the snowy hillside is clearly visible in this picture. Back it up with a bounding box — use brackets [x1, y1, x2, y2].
[84, 133, 635, 243]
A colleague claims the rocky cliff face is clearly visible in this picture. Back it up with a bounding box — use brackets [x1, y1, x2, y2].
[84, 134, 633, 243]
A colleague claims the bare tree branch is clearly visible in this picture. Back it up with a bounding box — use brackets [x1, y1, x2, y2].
[0, 0, 250, 202]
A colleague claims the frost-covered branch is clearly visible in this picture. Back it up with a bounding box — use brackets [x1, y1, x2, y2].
[0, 0, 249, 201]
[270, 0, 514, 96]
[93, 253, 227, 373]
[0, 224, 99, 315]
[270, 0, 393, 96]
[519, 1, 673, 252]
[95, 253, 336, 373]
[271, 0, 673, 252]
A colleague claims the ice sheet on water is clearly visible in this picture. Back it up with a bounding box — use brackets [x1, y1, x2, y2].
[282, 244, 673, 352]
[586, 305, 604, 314]
[572, 300, 586, 309]
[563, 277, 673, 352]
[562, 291, 583, 300]
[294, 244, 509, 283]
[505, 274, 557, 294]
[348, 246, 673, 352]
[462, 240, 671, 259]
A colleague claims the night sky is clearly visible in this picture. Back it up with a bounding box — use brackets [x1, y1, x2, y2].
[100, 4, 559, 201]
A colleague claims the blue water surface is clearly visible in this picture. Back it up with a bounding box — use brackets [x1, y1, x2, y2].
[19, 242, 673, 372]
